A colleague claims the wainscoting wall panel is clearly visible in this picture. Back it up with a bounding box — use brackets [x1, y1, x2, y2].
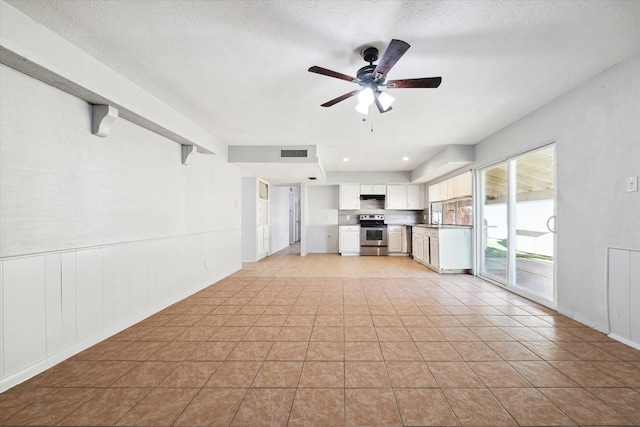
[608, 247, 640, 349]
[2, 256, 47, 378]
[0, 229, 240, 391]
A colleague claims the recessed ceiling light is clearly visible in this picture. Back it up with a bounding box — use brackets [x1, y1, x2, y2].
[343, 157, 349, 162]
[402, 156, 409, 161]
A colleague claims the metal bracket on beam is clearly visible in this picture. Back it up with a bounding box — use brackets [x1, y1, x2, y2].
[91, 104, 118, 137]
[182, 145, 196, 165]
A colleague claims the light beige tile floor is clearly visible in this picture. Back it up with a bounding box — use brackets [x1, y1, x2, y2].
[2, 244, 640, 426]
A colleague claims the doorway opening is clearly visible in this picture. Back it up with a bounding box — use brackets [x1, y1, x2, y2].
[289, 186, 301, 245]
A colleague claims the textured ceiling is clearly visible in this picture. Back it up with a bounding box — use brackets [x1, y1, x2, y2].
[7, 0, 640, 182]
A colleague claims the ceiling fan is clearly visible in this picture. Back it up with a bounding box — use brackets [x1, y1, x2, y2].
[308, 39, 442, 114]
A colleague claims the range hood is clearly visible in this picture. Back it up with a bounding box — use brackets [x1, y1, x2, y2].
[360, 194, 385, 200]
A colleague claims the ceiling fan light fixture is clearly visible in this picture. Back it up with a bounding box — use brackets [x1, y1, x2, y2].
[357, 87, 374, 105]
[355, 101, 370, 115]
[377, 91, 395, 110]
[355, 87, 374, 114]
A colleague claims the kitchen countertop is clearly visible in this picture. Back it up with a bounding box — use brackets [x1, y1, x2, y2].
[340, 223, 473, 228]
[410, 224, 473, 229]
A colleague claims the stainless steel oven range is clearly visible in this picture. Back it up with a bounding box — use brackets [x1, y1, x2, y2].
[359, 214, 388, 256]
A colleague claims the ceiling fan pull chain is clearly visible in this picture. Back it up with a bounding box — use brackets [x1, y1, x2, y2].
[370, 107, 374, 132]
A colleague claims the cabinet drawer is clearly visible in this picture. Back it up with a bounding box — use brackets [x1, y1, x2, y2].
[412, 227, 427, 236]
[424, 228, 438, 238]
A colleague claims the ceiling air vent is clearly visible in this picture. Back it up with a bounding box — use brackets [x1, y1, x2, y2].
[280, 149, 308, 158]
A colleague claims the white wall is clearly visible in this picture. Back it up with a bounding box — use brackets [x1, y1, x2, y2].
[0, 65, 241, 255]
[306, 185, 339, 253]
[473, 54, 640, 333]
[240, 178, 257, 262]
[0, 65, 242, 390]
[270, 186, 292, 254]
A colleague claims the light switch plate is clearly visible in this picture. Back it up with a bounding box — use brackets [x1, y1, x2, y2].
[626, 176, 638, 192]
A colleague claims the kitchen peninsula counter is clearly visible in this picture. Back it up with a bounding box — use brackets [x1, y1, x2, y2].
[412, 225, 472, 273]
[412, 224, 472, 229]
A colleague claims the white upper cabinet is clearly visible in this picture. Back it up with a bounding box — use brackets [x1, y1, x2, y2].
[452, 171, 472, 198]
[428, 171, 472, 202]
[386, 184, 423, 210]
[385, 185, 406, 209]
[360, 184, 386, 195]
[428, 184, 441, 203]
[373, 184, 386, 195]
[406, 185, 423, 209]
[439, 180, 450, 201]
[339, 184, 360, 210]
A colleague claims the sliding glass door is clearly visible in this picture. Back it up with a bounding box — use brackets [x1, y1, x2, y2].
[480, 145, 556, 305]
[481, 163, 510, 283]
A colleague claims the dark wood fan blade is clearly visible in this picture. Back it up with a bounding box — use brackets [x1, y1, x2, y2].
[320, 90, 361, 107]
[308, 66, 359, 83]
[373, 39, 410, 78]
[386, 77, 442, 89]
[374, 93, 392, 113]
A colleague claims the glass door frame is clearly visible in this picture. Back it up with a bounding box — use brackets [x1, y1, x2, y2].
[474, 143, 557, 309]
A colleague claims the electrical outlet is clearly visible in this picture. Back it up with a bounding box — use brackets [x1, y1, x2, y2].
[626, 176, 638, 192]
[347, 215, 350, 220]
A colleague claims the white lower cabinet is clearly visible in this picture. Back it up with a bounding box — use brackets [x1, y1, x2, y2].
[339, 226, 360, 256]
[388, 225, 405, 254]
[429, 233, 439, 269]
[412, 228, 426, 263]
[412, 226, 471, 273]
[435, 228, 471, 272]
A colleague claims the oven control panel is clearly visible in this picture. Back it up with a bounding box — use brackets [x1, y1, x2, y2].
[359, 214, 385, 221]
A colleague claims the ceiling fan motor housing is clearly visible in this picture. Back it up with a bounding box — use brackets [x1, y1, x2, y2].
[362, 46, 379, 63]
[356, 64, 378, 85]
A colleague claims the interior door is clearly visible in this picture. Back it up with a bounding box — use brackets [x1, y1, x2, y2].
[479, 144, 556, 306]
[289, 191, 294, 244]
